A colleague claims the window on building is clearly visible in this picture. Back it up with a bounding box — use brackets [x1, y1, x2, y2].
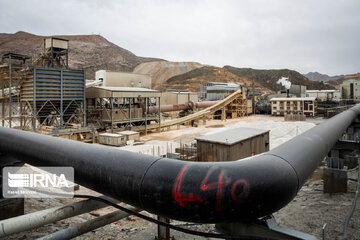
[304, 103, 309, 110]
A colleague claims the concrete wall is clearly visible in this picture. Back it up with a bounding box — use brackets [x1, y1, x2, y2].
[247, 99, 253, 114]
[306, 90, 341, 101]
[95, 70, 151, 88]
[341, 79, 360, 100]
[289, 85, 306, 97]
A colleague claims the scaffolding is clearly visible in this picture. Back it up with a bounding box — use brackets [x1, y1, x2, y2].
[213, 87, 248, 120]
[0, 53, 30, 128]
[41, 37, 69, 69]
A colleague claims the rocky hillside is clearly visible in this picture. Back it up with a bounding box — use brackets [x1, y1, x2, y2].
[0, 31, 161, 79]
[164, 66, 266, 92]
[327, 72, 360, 86]
[304, 72, 344, 82]
[133, 61, 202, 89]
[165, 66, 335, 92]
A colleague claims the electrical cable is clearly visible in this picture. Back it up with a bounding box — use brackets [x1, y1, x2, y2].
[25, 189, 276, 239]
[341, 159, 360, 240]
[72, 194, 276, 240]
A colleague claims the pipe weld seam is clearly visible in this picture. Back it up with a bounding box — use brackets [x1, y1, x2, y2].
[262, 153, 300, 192]
[138, 157, 163, 209]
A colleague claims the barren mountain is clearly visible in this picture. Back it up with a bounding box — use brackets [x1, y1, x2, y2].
[133, 61, 202, 89]
[162, 66, 267, 92]
[224, 66, 335, 91]
[165, 66, 335, 92]
[304, 72, 344, 82]
[0, 31, 161, 79]
[327, 72, 360, 86]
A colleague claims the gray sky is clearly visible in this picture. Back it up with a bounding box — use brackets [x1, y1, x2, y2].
[1, 0, 359, 75]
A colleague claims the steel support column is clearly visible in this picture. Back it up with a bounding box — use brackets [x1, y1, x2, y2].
[8, 54, 12, 128]
[145, 97, 148, 135]
[60, 69, 63, 126]
[33, 68, 37, 131]
[158, 97, 161, 133]
[110, 96, 114, 133]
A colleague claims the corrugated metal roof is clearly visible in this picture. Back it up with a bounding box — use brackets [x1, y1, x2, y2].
[270, 97, 316, 101]
[306, 90, 339, 93]
[119, 130, 139, 135]
[196, 127, 269, 145]
[95, 86, 160, 92]
[99, 133, 124, 137]
[201, 82, 239, 87]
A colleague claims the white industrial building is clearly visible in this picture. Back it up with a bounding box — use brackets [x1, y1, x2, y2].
[270, 97, 317, 117]
[306, 90, 341, 101]
[95, 70, 151, 89]
[200, 82, 240, 101]
[161, 90, 198, 105]
[340, 79, 360, 100]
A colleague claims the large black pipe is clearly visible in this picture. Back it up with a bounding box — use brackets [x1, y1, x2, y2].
[0, 105, 359, 223]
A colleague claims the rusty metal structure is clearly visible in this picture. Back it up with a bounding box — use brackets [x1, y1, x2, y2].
[40, 37, 69, 69]
[0, 53, 30, 128]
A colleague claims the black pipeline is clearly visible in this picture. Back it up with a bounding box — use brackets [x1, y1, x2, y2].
[0, 104, 359, 223]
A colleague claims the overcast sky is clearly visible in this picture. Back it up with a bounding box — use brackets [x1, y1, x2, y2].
[1, 0, 359, 75]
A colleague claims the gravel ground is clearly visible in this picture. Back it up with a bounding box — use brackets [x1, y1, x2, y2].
[2, 116, 359, 240]
[4, 169, 359, 240]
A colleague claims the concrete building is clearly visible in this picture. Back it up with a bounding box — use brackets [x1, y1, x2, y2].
[289, 84, 307, 97]
[306, 90, 341, 102]
[196, 127, 269, 162]
[270, 97, 317, 116]
[160, 90, 198, 105]
[95, 70, 151, 89]
[200, 82, 240, 101]
[341, 79, 360, 100]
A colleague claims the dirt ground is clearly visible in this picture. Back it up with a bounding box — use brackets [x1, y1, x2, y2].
[2, 115, 360, 240]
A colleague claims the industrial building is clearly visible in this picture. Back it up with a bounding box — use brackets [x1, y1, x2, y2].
[196, 127, 269, 162]
[289, 84, 307, 97]
[86, 86, 161, 133]
[95, 70, 151, 89]
[270, 97, 317, 116]
[200, 82, 240, 101]
[273, 84, 306, 98]
[341, 79, 360, 100]
[160, 90, 198, 106]
[306, 89, 341, 102]
[0, 38, 86, 131]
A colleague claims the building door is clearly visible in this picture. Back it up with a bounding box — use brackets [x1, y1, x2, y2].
[350, 83, 354, 100]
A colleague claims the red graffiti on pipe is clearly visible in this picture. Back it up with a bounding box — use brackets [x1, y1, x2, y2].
[174, 165, 204, 207]
[231, 179, 248, 204]
[200, 169, 230, 211]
